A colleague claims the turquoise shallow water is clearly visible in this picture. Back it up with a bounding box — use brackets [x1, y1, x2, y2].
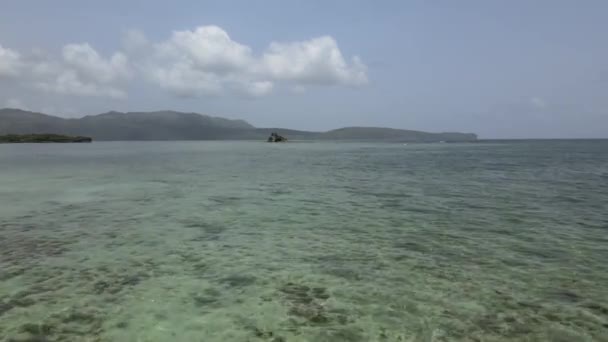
[0, 140, 607, 341]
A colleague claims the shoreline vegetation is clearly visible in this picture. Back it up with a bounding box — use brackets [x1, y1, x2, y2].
[0, 134, 93, 143]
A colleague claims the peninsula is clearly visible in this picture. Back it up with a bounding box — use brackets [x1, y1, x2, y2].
[0, 134, 92, 143]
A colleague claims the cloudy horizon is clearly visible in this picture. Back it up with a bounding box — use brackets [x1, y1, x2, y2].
[1, 0, 607, 138]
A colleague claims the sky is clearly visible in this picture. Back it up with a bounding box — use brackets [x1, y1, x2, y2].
[1, 0, 607, 138]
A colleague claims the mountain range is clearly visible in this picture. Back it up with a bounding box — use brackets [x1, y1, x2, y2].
[0, 108, 477, 142]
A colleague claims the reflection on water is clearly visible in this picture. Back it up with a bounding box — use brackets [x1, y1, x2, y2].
[1, 141, 607, 341]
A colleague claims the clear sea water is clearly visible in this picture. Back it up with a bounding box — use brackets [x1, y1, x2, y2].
[0, 140, 607, 342]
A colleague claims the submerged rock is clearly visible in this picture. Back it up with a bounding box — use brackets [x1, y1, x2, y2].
[278, 282, 337, 326]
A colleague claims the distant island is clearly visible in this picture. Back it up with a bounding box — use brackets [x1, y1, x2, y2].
[0, 134, 92, 143]
[0, 108, 477, 142]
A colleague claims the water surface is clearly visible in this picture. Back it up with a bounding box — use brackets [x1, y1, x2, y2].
[1, 141, 607, 341]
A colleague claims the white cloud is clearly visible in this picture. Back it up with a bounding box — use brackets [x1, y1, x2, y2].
[1, 25, 366, 99]
[1, 42, 129, 98]
[144, 26, 260, 97]
[143, 25, 367, 97]
[159, 26, 254, 73]
[0, 44, 22, 78]
[531, 97, 546, 109]
[262, 36, 367, 86]
[149, 60, 224, 97]
[35, 68, 127, 98]
[32, 43, 130, 98]
[62, 43, 129, 83]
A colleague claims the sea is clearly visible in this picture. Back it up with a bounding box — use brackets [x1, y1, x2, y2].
[0, 140, 607, 341]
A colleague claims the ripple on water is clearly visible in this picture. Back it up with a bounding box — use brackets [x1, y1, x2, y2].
[0, 140, 607, 341]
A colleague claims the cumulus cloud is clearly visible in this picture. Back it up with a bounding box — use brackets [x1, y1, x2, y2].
[0, 25, 366, 99]
[159, 26, 254, 73]
[62, 44, 129, 83]
[0, 44, 22, 78]
[143, 25, 367, 97]
[262, 36, 367, 86]
[34, 69, 128, 98]
[143, 25, 263, 97]
[1, 42, 130, 98]
[149, 60, 224, 97]
[33, 43, 130, 98]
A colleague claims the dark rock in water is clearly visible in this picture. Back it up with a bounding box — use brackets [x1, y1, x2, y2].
[19, 323, 54, 336]
[308, 312, 330, 324]
[115, 321, 129, 329]
[278, 282, 337, 326]
[0, 301, 14, 317]
[93, 280, 111, 294]
[193, 295, 217, 307]
[267, 132, 287, 142]
[92, 271, 148, 295]
[254, 327, 274, 338]
[220, 274, 256, 288]
[312, 287, 330, 300]
[584, 302, 608, 315]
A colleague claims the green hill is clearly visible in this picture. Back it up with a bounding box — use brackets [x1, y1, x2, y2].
[0, 108, 477, 142]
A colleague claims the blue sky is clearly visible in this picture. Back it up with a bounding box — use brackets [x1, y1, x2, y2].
[1, 0, 607, 138]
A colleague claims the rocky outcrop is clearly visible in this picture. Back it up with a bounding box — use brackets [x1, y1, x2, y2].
[267, 132, 287, 142]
